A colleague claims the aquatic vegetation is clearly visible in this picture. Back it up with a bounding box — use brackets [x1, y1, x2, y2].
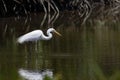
[0, 0, 120, 17]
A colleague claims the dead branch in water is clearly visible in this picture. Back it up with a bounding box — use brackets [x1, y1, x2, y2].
[0, 0, 120, 17]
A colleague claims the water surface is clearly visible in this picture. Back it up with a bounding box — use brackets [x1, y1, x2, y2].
[0, 12, 120, 80]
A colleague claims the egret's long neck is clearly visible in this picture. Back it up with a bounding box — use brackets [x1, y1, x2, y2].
[41, 31, 52, 40]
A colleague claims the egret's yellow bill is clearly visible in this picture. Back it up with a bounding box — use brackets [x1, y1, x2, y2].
[54, 30, 62, 36]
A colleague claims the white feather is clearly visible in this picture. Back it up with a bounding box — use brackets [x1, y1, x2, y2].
[17, 30, 42, 44]
[17, 28, 59, 44]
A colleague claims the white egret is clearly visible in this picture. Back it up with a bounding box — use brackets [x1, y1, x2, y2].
[17, 28, 61, 44]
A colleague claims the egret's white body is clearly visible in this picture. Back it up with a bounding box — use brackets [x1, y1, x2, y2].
[17, 28, 61, 44]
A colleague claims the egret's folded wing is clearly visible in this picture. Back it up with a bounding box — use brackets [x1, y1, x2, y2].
[17, 30, 42, 44]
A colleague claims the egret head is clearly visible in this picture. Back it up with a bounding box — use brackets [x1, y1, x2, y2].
[47, 28, 62, 36]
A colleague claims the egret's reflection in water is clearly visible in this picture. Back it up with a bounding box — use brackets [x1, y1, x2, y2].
[18, 69, 53, 80]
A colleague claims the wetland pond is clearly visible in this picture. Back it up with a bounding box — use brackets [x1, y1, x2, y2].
[0, 10, 120, 80]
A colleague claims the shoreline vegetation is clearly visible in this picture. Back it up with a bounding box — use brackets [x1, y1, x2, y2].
[0, 0, 120, 17]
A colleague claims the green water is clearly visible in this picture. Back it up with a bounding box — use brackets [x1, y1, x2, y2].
[0, 12, 120, 80]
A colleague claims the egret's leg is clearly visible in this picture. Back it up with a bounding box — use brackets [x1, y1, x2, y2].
[35, 52, 39, 71]
[35, 41, 38, 52]
[34, 41, 39, 71]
